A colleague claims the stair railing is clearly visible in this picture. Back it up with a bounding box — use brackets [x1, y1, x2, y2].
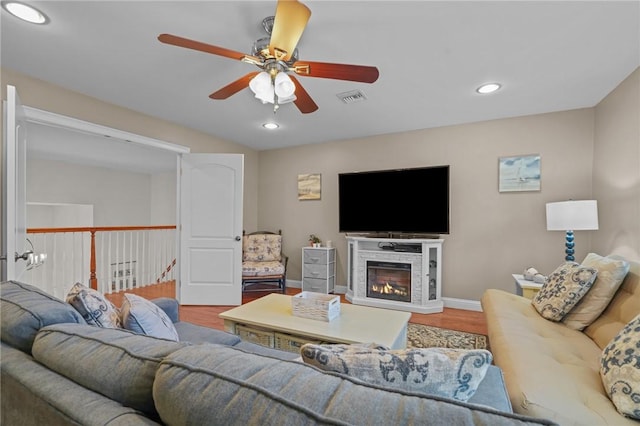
[24, 225, 176, 300]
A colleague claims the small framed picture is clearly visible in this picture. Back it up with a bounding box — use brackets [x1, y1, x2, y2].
[298, 173, 321, 200]
[498, 154, 541, 192]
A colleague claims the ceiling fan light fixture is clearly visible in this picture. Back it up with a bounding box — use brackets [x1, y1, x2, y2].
[3, 1, 47, 24]
[157, 0, 378, 115]
[476, 83, 501, 94]
[249, 70, 296, 107]
[277, 93, 297, 104]
[255, 85, 275, 104]
[249, 71, 272, 96]
[274, 72, 295, 98]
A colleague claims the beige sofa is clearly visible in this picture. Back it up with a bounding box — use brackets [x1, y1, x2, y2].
[482, 254, 640, 425]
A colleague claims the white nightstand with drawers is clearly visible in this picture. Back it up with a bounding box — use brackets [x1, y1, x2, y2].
[302, 247, 336, 294]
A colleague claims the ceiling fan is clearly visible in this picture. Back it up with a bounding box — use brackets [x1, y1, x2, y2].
[158, 0, 379, 114]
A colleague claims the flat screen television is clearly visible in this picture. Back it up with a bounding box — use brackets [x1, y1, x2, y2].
[338, 165, 450, 235]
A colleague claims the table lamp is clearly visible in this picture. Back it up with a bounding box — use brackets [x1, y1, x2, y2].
[546, 200, 599, 261]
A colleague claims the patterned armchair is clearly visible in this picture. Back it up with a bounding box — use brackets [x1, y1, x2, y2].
[242, 230, 288, 293]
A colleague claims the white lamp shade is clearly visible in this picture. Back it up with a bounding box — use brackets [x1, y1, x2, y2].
[546, 200, 599, 231]
[249, 71, 272, 96]
[274, 72, 295, 98]
[277, 93, 297, 104]
[254, 85, 275, 104]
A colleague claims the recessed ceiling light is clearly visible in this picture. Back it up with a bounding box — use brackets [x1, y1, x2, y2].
[3, 2, 48, 24]
[262, 122, 279, 130]
[476, 83, 501, 94]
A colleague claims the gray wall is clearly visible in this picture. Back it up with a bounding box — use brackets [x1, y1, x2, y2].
[3, 66, 638, 304]
[259, 109, 595, 300]
[592, 67, 640, 259]
[258, 68, 640, 301]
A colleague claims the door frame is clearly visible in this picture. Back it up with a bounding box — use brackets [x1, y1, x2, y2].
[2, 86, 27, 281]
[4, 100, 190, 287]
[21, 106, 190, 155]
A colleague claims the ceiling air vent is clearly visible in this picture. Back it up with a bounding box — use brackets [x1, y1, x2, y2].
[337, 90, 367, 104]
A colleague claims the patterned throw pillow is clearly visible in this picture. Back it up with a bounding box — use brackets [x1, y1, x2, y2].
[66, 282, 122, 328]
[120, 294, 179, 341]
[300, 343, 492, 402]
[243, 234, 282, 262]
[600, 313, 640, 420]
[531, 262, 598, 321]
[562, 254, 630, 330]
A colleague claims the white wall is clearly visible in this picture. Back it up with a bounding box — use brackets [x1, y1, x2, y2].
[27, 202, 93, 228]
[150, 172, 177, 225]
[27, 157, 152, 226]
[27, 160, 177, 228]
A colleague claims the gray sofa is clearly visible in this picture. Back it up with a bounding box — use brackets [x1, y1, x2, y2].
[1, 280, 557, 426]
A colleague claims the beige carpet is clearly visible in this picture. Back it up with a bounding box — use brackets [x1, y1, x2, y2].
[406, 323, 488, 350]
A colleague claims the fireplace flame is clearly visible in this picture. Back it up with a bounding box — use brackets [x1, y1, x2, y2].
[372, 281, 408, 297]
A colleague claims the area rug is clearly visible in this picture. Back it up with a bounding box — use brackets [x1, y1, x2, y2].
[406, 323, 488, 350]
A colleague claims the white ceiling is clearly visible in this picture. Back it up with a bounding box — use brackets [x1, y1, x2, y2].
[2, 0, 639, 156]
[26, 122, 178, 173]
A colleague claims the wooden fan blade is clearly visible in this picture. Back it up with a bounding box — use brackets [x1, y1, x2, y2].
[158, 33, 247, 61]
[293, 61, 379, 83]
[290, 75, 318, 114]
[209, 72, 260, 99]
[269, 0, 311, 61]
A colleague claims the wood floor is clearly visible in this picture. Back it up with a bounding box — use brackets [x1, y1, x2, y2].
[105, 281, 487, 336]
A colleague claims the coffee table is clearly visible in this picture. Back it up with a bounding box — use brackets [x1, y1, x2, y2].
[219, 293, 411, 350]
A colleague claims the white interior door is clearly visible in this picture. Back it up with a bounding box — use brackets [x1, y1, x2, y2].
[178, 153, 243, 305]
[2, 85, 28, 281]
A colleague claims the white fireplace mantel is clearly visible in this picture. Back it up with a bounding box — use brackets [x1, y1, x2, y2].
[345, 236, 444, 314]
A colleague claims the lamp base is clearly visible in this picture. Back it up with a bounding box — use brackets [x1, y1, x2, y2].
[564, 230, 575, 262]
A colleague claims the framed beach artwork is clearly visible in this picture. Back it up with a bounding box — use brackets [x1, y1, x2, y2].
[298, 173, 321, 200]
[498, 154, 541, 192]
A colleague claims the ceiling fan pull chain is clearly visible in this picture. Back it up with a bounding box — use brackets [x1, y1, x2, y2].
[271, 73, 279, 113]
[273, 94, 280, 113]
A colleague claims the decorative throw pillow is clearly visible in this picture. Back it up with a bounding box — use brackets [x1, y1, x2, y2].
[600, 313, 640, 420]
[242, 234, 282, 262]
[66, 282, 122, 328]
[120, 293, 179, 341]
[300, 343, 492, 402]
[531, 262, 598, 321]
[563, 254, 630, 330]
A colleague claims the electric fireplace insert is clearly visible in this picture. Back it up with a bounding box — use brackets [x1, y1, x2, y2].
[366, 260, 411, 303]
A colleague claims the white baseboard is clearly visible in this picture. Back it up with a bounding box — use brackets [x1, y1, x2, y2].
[334, 285, 348, 294]
[286, 281, 349, 294]
[287, 280, 302, 289]
[442, 297, 483, 312]
[286, 281, 482, 312]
